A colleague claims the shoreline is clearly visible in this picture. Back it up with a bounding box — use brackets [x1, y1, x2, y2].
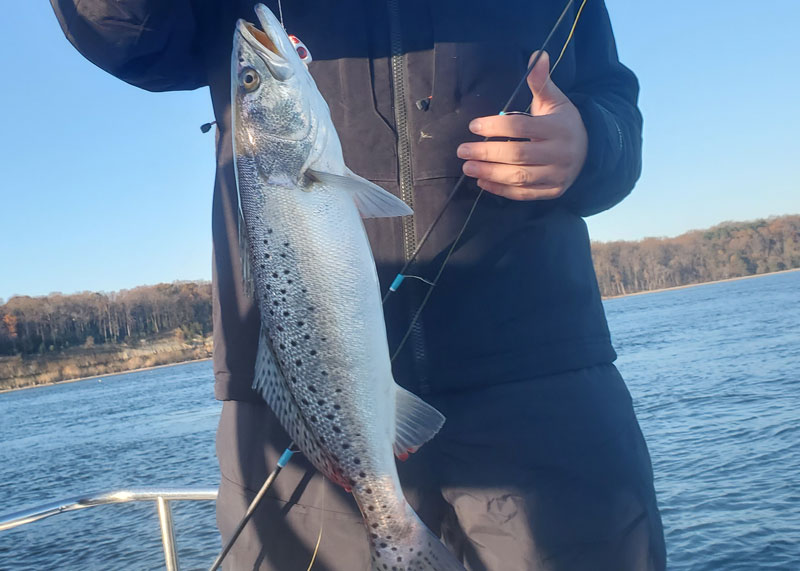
[0, 357, 212, 394]
[602, 267, 799, 300]
[2, 268, 796, 394]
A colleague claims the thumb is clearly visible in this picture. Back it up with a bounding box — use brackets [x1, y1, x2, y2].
[527, 51, 568, 115]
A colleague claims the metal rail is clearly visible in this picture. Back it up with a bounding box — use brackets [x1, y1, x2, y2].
[0, 488, 217, 571]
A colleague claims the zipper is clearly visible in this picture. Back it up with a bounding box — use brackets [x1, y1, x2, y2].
[386, 0, 430, 393]
[386, 0, 415, 261]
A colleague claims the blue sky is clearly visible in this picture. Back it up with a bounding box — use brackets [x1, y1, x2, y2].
[1, 1, 798, 300]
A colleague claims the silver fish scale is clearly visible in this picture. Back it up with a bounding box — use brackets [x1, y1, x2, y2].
[252, 327, 338, 479]
[243, 184, 447, 571]
[240, 151, 396, 494]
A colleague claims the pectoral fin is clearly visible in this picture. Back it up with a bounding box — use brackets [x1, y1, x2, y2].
[307, 169, 413, 218]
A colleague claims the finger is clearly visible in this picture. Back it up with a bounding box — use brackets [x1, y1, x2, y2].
[469, 113, 561, 141]
[527, 50, 569, 115]
[457, 140, 560, 166]
[462, 160, 559, 188]
[477, 179, 565, 201]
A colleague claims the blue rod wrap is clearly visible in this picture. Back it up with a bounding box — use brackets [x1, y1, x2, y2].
[389, 274, 405, 292]
[277, 448, 294, 468]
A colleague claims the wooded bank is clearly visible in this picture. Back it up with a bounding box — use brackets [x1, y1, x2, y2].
[1, 215, 797, 368]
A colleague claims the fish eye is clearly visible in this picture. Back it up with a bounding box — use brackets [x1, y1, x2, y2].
[240, 67, 260, 92]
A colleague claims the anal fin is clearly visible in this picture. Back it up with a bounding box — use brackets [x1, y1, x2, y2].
[393, 386, 446, 459]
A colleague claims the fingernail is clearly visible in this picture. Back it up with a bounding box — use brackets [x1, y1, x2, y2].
[457, 145, 472, 159]
[469, 120, 482, 133]
[463, 162, 477, 176]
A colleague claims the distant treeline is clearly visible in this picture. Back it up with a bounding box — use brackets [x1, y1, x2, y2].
[2, 216, 798, 356]
[591, 215, 800, 297]
[0, 282, 212, 356]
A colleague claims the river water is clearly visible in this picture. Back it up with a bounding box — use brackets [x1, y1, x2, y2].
[1, 270, 798, 570]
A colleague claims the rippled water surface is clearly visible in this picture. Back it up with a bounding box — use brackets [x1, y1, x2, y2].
[1, 270, 798, 569]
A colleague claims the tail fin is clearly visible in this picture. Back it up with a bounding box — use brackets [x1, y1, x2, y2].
[370, 510, 465, 571]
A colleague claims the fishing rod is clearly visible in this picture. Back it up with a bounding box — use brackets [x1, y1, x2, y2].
[208, 446, 295, 571]
[386, 0, 587, 360]
[210, 1, 586, 568]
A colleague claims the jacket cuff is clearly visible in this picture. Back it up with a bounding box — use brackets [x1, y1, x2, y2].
[561, 93, 637, 217]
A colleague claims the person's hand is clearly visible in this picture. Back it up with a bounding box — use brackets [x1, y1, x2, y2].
[457, 51, 588, 200]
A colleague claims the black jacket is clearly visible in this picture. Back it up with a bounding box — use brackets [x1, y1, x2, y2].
[51, 0, 642, 399]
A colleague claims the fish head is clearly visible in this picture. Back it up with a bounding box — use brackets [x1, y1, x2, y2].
[232, 5, 317, 157]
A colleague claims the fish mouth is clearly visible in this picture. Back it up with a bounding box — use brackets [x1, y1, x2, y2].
[236, 4, 295, 80]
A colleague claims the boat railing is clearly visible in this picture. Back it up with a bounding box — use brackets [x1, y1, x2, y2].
[0, 487, 218, 571]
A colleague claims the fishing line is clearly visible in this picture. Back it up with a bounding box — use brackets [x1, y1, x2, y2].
[383, 0, 577, 306]
[277, 0, 285, 29]
[524, 0, 588, 114]
[386, 0, 585, 359]
[305, 479, 327, 570]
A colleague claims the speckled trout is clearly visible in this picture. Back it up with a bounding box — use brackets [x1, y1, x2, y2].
[231, 6, 464, 570]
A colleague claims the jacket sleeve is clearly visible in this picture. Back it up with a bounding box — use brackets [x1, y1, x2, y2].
[559, 0, 643, 217]
[50, 0, 206, 92]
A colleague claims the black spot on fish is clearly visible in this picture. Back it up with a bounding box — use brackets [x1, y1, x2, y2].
[295, 359, 302, 366]
[297, 320, 305, 327]
[354, 458, 361, 464]
[310, 415, 317, 422]
[321, 371, 328, 376]
[272, 272, 278, 278]
[283, 310, 290, 317]
[264, 253, 270, 259]
[372, 523, 379, 529]
[366, 488, 373, 494]
[333, 404, 341, 410]
[291, 340, 297, 347]
[279, 343, 285, 350]
[280, 253, 286, 258]
[359, 471, 366, 478]
[301, 398, 309, 405]
[290, 375, 297, 383]
[266, 284, 272, 290]
[304, 334, 311, 340]
[283, 269, 290, 275]
[287, 279, 293, 284]
[335, 388, 342, 393]
[267, 229, 273, 234]
[263, 239, 268, 245]
[332, 426, 341, 433]
[283, 242, 289, 247]
[310, 349, 317, 356]
[273, 300, 279, 306]
[308, 385, 317, 393]
[325, 414, 334, 420]
[280, 288, 287, 294]
[277, 325, 284, 332]
[368, 505, 375, 511]
[317, 399, 325, 406]
[342, 443, 350, 449]
[380, 543, 387, 548]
